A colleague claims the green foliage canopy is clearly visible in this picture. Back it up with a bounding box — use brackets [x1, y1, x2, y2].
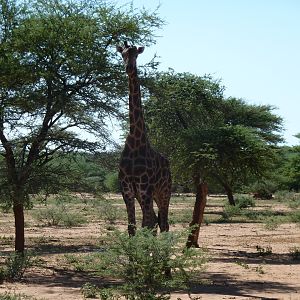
[283, 134, 300, 191]
[0, 0, 164, 251]
[0, 0, 163, 195]
[144, 71, 283, 197]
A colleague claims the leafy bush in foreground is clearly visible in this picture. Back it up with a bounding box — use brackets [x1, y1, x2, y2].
[0, 292, 38, 300]
[0, 251, 36, 282]
[81, 228, 207, 299]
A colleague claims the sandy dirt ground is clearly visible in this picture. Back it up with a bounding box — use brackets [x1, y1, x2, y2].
[0, 196, 300, 300]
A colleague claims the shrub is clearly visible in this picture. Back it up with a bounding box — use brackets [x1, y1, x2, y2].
[235, 194, 256, 208]
[0, 293, 21, 300]
[55, 190, 80, 205]
[243, 210, 260, 220]
[81, 282, 98, 299]
[289, 200, 300, 209]
[98, 288, 121, 300]
[33, 206, 63, 226]
[99, 200, 120, 225]
[80, 285, 121, 300]
[104, 172, 121, 193]
[64, 254, 99, 272]
[32, 191, 86, 227]
[33, 205, 86, 227]
[290, 211, 300, 224]
[61, 211, 87, 227]
[169, 209, 192, 225]
[264, 217, 281, 230]
[274, 190, 292, 202]
[221, 204, 242, 221]
[0, 202, 12, 213]
[251, 181, 277, 199]
[256, 245, 272, 256]
[287, 193, 300, 209]
[0, 292, 38, 300]
[0, 251, 35, 281]
[30, 191, 50, 205]
[94, 228, 207, 299]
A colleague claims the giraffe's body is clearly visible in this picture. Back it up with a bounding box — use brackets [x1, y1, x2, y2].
[117, 43, 171, 235]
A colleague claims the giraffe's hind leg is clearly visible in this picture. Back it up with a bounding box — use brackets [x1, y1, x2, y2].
[138, 189, 157, 230]
[157, 205, 169, 232]
[156, 190, 171, 232]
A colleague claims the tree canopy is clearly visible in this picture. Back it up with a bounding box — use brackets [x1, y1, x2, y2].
[281, 134, 300, 191]
[144, 71, 283, 203]
[0, 0, 164, 252]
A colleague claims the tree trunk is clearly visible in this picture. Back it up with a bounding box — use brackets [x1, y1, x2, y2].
[213, 174, 236, 206]
[224, 184, 235, 206]
[186, 178, 208, 248]
[13, 196, 25, 253]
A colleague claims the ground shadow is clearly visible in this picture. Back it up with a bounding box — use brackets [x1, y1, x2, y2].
[186, 273, 297, 299]
[0, 243, 104, 256]
[1, 244, 298, 299]
[211, 248, 300, 266]
[23, 267, 117, 289]
[19, 265, 298, 300]
[32, 243, 104, 255]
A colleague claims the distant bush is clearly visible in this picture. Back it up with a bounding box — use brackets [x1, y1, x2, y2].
[0, 202, 11, 213]
[290, 211, 300, 224]
[251, 181, 277, 199]
[221, 204, 242, 221]
[61, 211, 87, 227]
[55, 190, 81, 204]
[274, 191, 300, 208]
[104, 172, 121, 193]
[99, 200, 121, 225]
[235, 194, 256, 208]
[264, 217, 281, 230]
[33, 205, 86, 227]
[33, 206, 62, 226]
[168, 209, 192, 225]
[289, 199, 300, 209]
[243, 210, 260, 220]
[274, 190, 292, 201]
[32, 191, 86, 227]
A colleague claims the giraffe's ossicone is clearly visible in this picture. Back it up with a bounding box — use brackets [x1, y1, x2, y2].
[117, 42, 171, 235]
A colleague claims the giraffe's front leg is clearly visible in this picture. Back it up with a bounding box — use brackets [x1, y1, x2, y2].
[121, 190, 136, 236]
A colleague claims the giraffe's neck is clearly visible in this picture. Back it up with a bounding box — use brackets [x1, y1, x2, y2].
[127, 72, 147, 143]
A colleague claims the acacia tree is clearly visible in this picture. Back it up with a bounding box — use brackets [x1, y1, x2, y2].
[144, 71, 283, 246]
[0, 0, 163, 252]
[283, 134, 300, 191]
[211, 98, 283, 202]
[145, 71, 225, 247]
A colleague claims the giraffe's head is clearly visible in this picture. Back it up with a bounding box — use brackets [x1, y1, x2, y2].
[117, 41, 144, 75]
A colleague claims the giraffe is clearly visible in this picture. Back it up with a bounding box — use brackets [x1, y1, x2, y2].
[117, 42, 171, 235]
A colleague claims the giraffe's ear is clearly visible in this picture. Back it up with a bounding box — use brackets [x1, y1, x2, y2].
[116, 45, 123, 53]
[137, 47, 144, 54]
